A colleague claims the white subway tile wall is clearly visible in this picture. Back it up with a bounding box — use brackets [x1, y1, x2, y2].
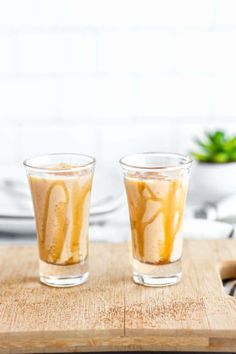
[0, 0, 236, 169]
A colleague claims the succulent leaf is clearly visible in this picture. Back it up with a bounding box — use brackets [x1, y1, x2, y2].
[192, 130, 236, 163]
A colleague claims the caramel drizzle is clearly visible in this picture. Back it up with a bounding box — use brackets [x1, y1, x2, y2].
[126, 182, 163, 261]
[70, 180, 92, 264]
[40, 181, 69, 263]
[125, 177, 186, 264]
[30, 176, 92, 265]
[161, 180, 185, 262]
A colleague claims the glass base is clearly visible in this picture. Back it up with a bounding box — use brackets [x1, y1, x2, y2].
[132, 258, 182, 287]
[39, 258, 89, 288]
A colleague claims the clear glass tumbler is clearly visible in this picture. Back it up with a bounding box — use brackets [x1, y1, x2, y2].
[24, 153, 95, 287]
[120, 152, 192, 287]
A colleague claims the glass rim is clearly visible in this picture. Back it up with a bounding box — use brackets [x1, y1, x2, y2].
[119, 152, 192, 171]
[23, 153, 96, 172]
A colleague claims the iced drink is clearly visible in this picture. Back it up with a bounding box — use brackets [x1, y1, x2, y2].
[24, 155, 95, 287]
[120, 153, 192, 287]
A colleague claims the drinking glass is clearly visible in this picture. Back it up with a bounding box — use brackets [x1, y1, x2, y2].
[120, 152, 192, 287]
[24, 153, 95, 287]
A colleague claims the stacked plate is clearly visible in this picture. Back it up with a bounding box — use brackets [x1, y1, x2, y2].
[0, 165, 124, 237]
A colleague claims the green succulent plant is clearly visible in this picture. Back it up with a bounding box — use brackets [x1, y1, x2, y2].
[192, 130, 236, 163]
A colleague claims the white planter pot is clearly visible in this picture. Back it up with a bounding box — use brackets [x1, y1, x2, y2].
[190, 161, 236, 203]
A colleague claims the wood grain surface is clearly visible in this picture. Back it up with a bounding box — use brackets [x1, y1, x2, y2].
[0, 240, 236, 353]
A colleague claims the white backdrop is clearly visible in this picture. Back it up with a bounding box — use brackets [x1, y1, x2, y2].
[0, 0, 236, 170]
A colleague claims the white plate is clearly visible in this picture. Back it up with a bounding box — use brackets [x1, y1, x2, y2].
[0, 165, 124, 219]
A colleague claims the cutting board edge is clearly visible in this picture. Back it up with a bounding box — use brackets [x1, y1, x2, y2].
[0, 334, 236, 354]
[0, 328, 236, 351]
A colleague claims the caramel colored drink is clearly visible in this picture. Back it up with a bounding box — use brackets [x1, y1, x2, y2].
[120, 153, 192, 287]
[125, 175, 186, 265]
[24, 154, 95, 287]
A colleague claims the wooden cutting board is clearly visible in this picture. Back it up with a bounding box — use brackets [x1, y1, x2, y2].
[0, 239, 236, 353]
